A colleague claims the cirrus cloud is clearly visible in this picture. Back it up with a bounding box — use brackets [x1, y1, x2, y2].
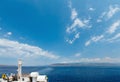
[107, 20, 120, 34]
[66, 1, 91, 44]
[85, 35, 104, 46]
[97, 5, 120, 22]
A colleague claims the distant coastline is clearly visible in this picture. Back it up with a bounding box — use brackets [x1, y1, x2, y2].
[0, 65, 16, 67]
[1, 63, 120, 67]
[50, 63, 120, 67]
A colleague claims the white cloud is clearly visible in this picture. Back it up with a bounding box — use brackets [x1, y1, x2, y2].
[0, 39, 59, 59]
[67, 17, 91, 33]
[7, 32, 12, 35]
[111, 33, 120, 39]
[74, 53, 81, 57]
[66, 32, 80, 44]
[71, 8, 78, 20]
[66, 39, 73, 44]
[107, 33, 120, 42]
[68, 1, 78, 20]
[103, 20, 120, 43]
[97, 19, 102, 23]
[85, 35, 104, 46]
[79, 57, 119, 63]
[61, 57, 120, 63]
[107, 5, 120, 19]
[4, 32, 12, 37]
[75, 32, 80, 38]
[107, 20, 120, 34]
[91, 35, 104, 42]
[66, 18, 85, 33]
[86, 19, 120, 46]
[85, 40, 91, 46]
[97, 5, 120, 22]
[66, 1, 91, 44]
[66, 18, 91, 44]
[97, 12, 106, 22]
[89, 7, 95, 11]
[83, 18, 91, 24]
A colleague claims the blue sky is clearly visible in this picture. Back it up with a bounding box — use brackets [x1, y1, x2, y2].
[0, 0, 120, 65]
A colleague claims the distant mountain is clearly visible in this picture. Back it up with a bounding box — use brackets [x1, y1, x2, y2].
[50, 63, 120, 67]
[0, 64, 16, 67]
[0, 65, 6, 66]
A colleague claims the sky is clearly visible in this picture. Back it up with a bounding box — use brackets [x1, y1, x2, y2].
[0, 0, 120, 65]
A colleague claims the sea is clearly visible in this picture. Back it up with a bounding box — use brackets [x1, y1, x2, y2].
[0, 66, 120, 82]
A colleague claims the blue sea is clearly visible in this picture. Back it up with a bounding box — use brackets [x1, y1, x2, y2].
[0, 66, 120, 82]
